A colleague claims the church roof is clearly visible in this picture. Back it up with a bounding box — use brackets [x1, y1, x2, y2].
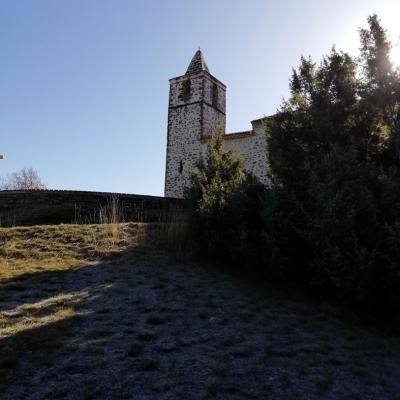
[185, 49, 210, 75]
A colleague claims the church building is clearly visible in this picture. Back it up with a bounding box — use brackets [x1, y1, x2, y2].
[164, 50, 268, 198]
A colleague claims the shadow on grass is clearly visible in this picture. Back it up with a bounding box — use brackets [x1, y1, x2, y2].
[1, 232, 400, 400]
[0, 242, 150, 312]
[0, 245, 149, 391]
[0, 313, 81, 390]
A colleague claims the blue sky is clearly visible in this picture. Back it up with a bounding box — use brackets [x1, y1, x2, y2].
[1, 0, 399, 195]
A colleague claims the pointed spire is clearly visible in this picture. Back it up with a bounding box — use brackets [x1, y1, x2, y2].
[185, 49, 210, 76]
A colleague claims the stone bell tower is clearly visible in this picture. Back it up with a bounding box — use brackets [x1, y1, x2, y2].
[164, 50, 226, 198]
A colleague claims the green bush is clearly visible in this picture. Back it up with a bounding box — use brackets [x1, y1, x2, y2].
[262, 147, 400, 308]
[262, 14, 400, 309]
[187, 15, 400, 312]
[187, 132, 265, 268]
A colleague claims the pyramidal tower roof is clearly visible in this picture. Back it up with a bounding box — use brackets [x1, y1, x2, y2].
[185, 49, 210, 75]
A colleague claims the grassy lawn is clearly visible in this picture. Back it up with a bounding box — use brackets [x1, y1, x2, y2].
[1, 224, 399, 399]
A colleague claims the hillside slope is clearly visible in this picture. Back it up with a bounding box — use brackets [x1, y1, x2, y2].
[1, 224, 399, 399]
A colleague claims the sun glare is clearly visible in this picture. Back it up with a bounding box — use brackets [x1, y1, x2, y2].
[376, 3, 400, 66]
[391, 43, 400, 67]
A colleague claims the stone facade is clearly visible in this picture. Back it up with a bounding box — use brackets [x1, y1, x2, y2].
[164, 50, 268, 198]
[0, 190, 182, 227]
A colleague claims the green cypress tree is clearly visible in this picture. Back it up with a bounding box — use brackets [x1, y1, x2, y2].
[188, 131, 246, 210]
[263, 15, 400, 308]
[187, 131, 265, 265]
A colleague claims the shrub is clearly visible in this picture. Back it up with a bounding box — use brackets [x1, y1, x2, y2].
[187, 15, 400, 312]
[262, 147, 400, 308]
[187, 132, 265, 268]
[189, 15, 400, 311]
[262, 14, 400, 310]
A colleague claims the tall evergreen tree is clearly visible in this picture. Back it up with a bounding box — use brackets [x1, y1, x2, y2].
[262, 15, 400, 308]
[267, 14, 400, 185]
[358, 14, 400, 167]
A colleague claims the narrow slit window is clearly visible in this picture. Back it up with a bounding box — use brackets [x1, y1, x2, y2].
[179, 160, 183, 174]
[212, 83, 218, 107]
[181, 79, 191, 101]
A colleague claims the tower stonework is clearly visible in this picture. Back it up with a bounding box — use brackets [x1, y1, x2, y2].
[164, 50, 226, 198]
[164, 50, 268, 198]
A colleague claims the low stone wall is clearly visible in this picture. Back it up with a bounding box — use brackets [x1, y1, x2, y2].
[0, 190, 183, 227]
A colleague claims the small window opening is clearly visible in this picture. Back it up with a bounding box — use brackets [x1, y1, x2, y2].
[212, 83, 218, 107]
[179, 160, 183, 174]
[181, 79, 191, 101]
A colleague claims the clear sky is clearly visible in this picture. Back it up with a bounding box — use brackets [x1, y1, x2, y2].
[1, 0, 399, 195]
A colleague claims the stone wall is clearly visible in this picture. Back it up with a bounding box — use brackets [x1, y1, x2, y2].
[222, 119, 269, 184]
[0, 190, 182, 227]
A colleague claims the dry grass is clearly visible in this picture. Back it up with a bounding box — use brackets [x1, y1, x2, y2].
[0, 222, 148, 281]
[0, 292, 87, 339]
[1, 223, 399, 399]
[153, 207, 192, 260]
[0, 222, 148, 388]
